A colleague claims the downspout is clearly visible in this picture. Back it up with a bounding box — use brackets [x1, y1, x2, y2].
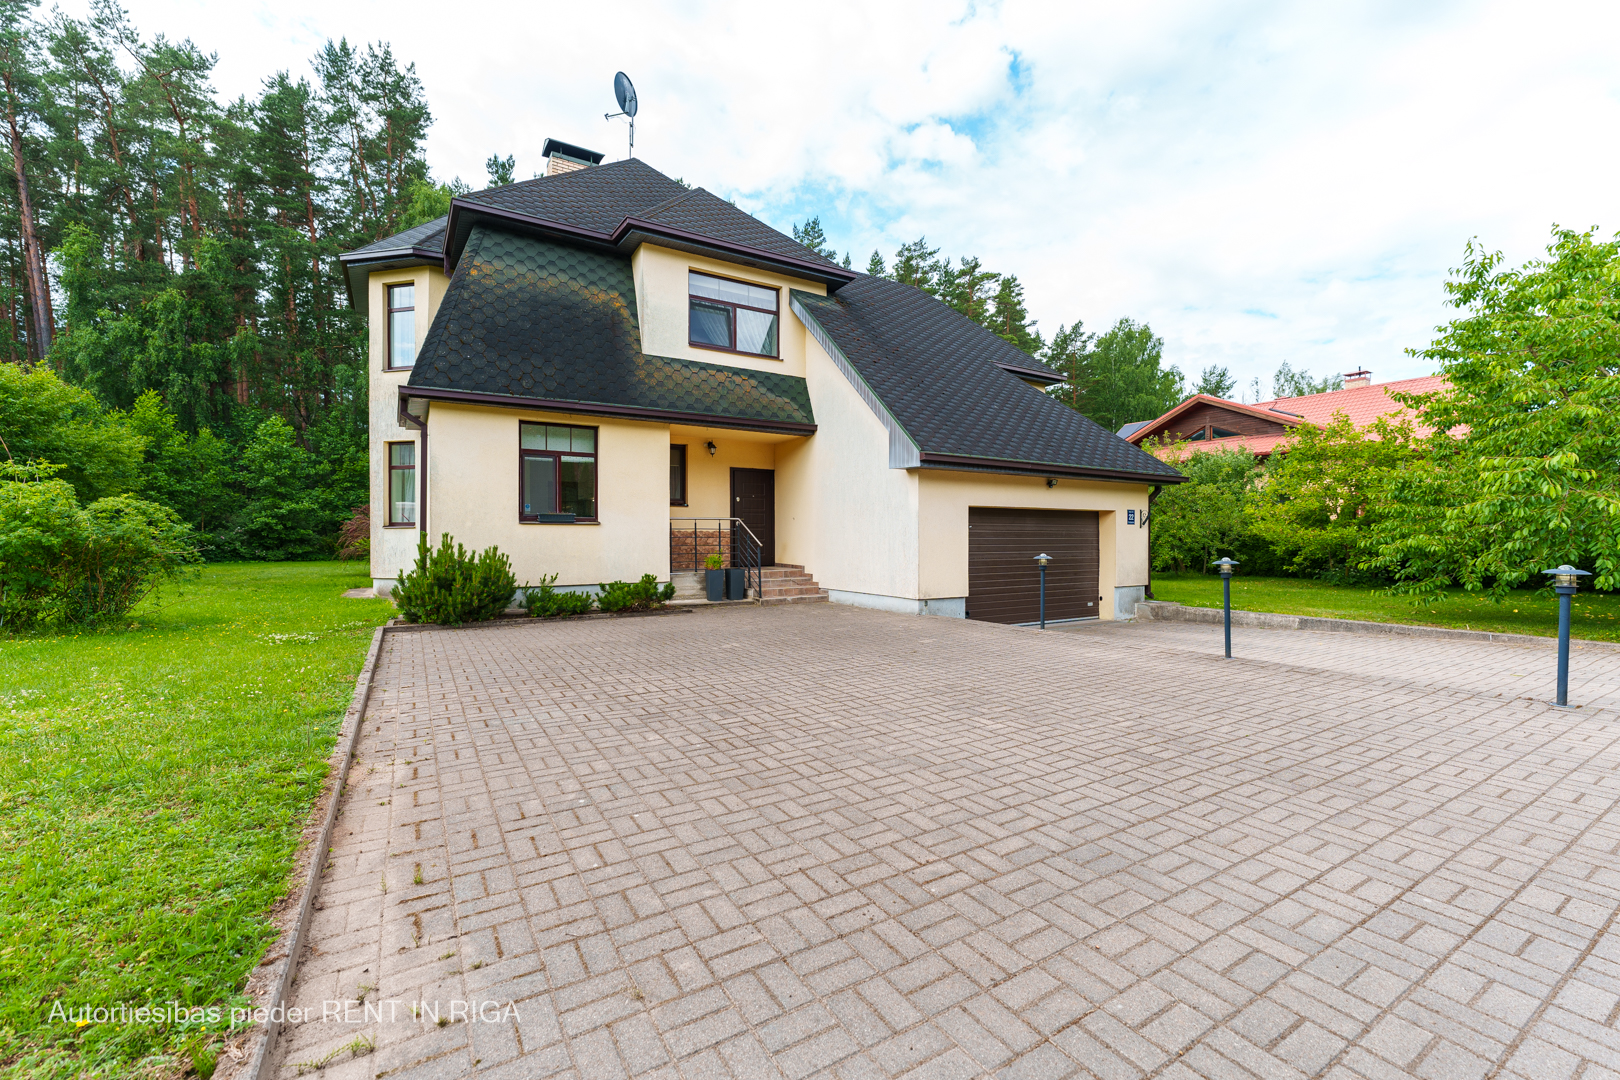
[398, 397, 428, 543]
[1144, 485, 1162, 600]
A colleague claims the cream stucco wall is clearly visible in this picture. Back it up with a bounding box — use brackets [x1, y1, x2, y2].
[668, 427, 797, 521]
[417, 404, 670, 589]
[361, 251, 1157, 617]
[916, 472, 1153, 620]
[367, 265, 449, 587]
[774, 331, 920, 598]
[631, 244, 824, 379]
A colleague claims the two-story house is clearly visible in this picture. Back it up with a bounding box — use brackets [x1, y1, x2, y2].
[340, 140, 1183, 625]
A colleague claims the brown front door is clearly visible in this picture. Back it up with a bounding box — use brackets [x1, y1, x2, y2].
[730, 468, 775, 566]
[967, 507, 1100, 623]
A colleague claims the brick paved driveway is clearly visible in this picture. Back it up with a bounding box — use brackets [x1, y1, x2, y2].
[276, 606, 1620, 1080]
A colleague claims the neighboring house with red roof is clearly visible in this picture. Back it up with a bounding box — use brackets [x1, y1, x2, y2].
[1117, 371, 1451, 459]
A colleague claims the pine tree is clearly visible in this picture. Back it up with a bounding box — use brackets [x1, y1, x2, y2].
[890, 237, 941, 294]
[791, 215, 837, 260]
[1193, 365, 1236, 398]
[0, 0, 54, 359]
[1041, 322, 1093, 413]
[484, 152, 513, 187]
[941, 255, 998, 324]
[988, 275, 1041, 354]
[865, 249, 884, 276]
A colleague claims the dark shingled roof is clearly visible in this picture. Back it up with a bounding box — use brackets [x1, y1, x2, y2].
[343, 214, 447, 259]
[460, 158, 692, 235]
[792, 278, 1183, 481]
[406, 225, 814, 431]
[638, 188, 842, 266]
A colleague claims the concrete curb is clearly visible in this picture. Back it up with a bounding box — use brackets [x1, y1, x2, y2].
[383, 607, 694, 633]
[1134, 600, 1620, 651]
[227, 622, 389, 1080]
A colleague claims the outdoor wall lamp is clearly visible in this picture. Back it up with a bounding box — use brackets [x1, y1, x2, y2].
[1046, 477, 1057, 488]
[705, 441, 717, 456]
[1034, 553, 1052, 629]
[1543, 564, 1591, 706]
[1211, 557, 1239, 658]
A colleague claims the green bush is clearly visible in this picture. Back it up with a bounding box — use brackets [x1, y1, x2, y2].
[392, 533, 516, 625]
[597, 573, 676, 613]
[521, 574, 596, 618]
[0, 463, 198, 629]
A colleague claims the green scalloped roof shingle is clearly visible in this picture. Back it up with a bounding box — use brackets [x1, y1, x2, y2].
[409, 225, 813, 428]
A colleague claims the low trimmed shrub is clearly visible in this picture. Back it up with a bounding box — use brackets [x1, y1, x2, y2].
[0, 463, 198, 629]
[521, 574, 596, 618]
[597, 573, 676, 613]
[393, 533, 516, 625]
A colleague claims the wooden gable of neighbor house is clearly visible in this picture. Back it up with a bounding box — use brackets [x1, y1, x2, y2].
[1131, 396, 1295, 445]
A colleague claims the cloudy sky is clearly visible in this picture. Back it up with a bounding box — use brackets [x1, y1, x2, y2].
[71, 0, 1620, 398]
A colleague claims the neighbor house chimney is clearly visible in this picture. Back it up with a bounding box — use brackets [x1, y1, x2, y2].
[1344, 368, 1372, 388]
[541, 138, 606, 177]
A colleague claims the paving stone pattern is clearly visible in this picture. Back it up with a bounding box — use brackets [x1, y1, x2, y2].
[277, 605, 1620, 1080]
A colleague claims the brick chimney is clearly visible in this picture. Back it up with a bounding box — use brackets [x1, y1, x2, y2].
[1344, 368, 1372, 388]
[541, 138, 606, 177]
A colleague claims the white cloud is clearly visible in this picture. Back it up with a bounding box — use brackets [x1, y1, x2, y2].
[75, 0, 1620, 396]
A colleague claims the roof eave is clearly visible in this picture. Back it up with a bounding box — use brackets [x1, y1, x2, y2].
[612, 218, 858, 292]
[915, 451, 1185, 484]
[398, 384, 817, 436]
[338, 248, 444, 309]
[1124, 393, 1301, 444]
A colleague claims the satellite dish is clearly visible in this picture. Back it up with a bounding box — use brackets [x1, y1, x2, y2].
[614, 72, 638, 118]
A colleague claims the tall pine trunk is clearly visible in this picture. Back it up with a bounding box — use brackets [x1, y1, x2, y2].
[1, 69, 50, 360]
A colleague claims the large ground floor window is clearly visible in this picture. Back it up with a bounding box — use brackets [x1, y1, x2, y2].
[520, 423, 597, 521]
[387, 441, 416, 525]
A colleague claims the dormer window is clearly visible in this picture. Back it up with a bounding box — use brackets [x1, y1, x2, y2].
[688, 271, 779, 358]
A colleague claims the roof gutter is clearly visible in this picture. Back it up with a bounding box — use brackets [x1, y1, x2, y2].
[398, 384, 817, 436]
[915, 451, 1186, 485]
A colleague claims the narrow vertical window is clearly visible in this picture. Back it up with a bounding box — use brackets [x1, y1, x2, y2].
[387, 283, 416, 369]
[670, 444, 687, 505]
[387, 442, 417, 525]
[520, 423, 597, 521]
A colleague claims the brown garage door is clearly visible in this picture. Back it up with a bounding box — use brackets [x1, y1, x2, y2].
[967, 507, 1100, 624]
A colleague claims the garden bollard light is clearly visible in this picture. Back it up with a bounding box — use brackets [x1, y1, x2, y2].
[1543, 564, 1591, 706]
[1211, 558, 1239, 658]
[1034, 553, 1052, 629]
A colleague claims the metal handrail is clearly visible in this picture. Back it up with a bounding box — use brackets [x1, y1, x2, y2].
[670, 517, 763, 598]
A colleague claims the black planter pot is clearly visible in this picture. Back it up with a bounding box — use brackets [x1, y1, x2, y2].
[725, 568, 747, 600]
[704, 569, 724, 602]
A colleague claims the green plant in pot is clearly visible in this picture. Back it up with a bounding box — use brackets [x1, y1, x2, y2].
[704, 552, 725, 601]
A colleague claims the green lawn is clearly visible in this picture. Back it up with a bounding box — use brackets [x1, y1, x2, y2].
[1151, 571, 1620, 642]
[0, 563, 394, 1079]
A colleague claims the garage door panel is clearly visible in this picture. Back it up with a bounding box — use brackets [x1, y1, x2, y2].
[967, 508, 1099, 624]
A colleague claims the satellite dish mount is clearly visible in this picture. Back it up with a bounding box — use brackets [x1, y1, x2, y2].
[605, 72, 638, 159]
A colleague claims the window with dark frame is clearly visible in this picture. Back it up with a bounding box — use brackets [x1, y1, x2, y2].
[387, 283, 416, 369]
[670, 444, 687, 505]
[387, 441, 417, 525]
[688, 270, 779, 358]
[520, 423, 597, 521]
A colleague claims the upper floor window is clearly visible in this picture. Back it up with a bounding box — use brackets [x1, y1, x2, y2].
[688, 271, 778, 358]
[387, 283, 416, 369]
